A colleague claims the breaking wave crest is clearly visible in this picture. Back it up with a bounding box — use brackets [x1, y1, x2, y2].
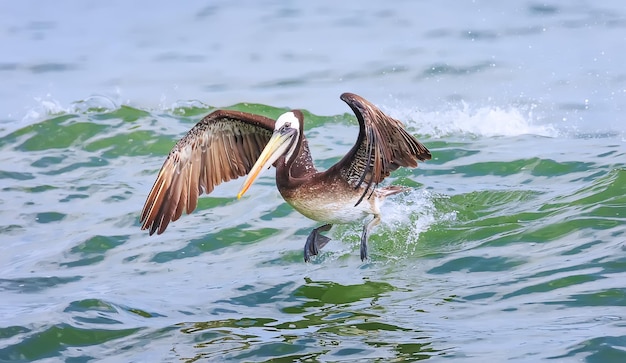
[7, 95, 623, 142]
[386, 102, 560, 138]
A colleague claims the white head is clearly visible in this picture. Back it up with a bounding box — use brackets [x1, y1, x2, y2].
[274, 111, 300, 162]
[237, 111, 301, 199]
[275, 111, 300, 132]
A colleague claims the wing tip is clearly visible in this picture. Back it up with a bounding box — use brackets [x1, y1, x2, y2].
[340, 92, 356, 100]
[340, 92, 367, 110]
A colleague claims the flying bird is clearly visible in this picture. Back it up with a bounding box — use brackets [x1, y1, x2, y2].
[140, 93, 431, 261]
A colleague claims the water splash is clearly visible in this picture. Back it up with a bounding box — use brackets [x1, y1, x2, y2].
[329, 189, 456, 260]
[386, 102, 559, 138]
[167, 100, 212, 116]
[21, 95, 67, 123]
[69, 95, 118, 114]
[382, 189, 438, 237]
[379, 189, 457, 257]
[23, 95, 119, 121]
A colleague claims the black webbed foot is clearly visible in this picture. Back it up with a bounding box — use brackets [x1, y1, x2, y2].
[360, 225, 369, 261]
[360, 214, 381, 262]
[304, 224, 333, 262]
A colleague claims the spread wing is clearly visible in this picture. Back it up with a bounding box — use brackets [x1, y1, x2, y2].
[334, 92, 432, 206]
[140, 110, 275, 235]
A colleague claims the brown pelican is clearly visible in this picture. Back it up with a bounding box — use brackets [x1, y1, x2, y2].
[140, 93, 431, 261]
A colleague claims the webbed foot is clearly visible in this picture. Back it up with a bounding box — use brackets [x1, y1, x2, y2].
[304, 224, 333, 262]
[360, 215, 381, 261]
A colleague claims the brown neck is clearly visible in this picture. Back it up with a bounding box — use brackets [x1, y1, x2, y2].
[276, 120, 316, 190]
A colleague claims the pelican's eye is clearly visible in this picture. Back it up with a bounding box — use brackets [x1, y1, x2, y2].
[279, 122, 292, 134]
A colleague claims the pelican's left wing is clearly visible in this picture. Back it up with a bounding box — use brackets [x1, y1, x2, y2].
[332, 92, 431, 206]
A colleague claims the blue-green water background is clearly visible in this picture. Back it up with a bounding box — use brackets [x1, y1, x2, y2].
[1, 1, 626, 362]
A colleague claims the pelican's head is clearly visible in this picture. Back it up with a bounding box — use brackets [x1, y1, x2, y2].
[237, 111, 301, 199]
[273, 111, 301, 162]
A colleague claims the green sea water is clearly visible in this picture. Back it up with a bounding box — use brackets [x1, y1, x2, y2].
[1, 101, 625, 362]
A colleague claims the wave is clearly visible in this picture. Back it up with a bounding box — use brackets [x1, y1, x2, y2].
[385, 101, 560, 138]
[4, 95, 624, 141]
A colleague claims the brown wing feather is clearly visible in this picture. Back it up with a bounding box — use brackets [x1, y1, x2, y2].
[334, 92, 431, 206]
[140, 110, 275, 235]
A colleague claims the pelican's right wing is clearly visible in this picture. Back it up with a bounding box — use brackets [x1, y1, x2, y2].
[333, 93, 432, 206]
[140, 110, 275, 235]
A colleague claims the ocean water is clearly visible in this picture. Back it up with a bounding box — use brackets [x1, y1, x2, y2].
[1, 1, 626, 362]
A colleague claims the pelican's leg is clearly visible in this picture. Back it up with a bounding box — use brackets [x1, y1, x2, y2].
[304, 224, 333, 262]
[360, 214, 381, 261]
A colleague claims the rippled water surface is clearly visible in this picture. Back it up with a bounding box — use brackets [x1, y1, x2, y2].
[2, 1, 626, 362]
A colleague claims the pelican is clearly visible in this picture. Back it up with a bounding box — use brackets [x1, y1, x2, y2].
[140, 93, 431, 261]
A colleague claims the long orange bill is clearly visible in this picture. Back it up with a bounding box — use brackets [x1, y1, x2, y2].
[237, 129, 296, 199]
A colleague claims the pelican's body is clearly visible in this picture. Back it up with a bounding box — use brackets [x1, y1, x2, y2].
[283, 183, 376, 224]
[141, 93, 431, 261]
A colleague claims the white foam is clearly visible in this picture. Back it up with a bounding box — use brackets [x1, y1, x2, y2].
[0, 96, 64, 136]
[166, 100, 211, 115]
[328, 189, 455, 260]
[69, 95, 118, 113]
[19, 94, 120, 124]
[386, 102, 559, 138]
[10, 95, 582, 142]
[381, 189, 456, 246]
[21, 96, 67, 122]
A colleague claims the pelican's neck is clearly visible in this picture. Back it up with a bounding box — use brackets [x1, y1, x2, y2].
[276, 133, 316, 191]
[275, 135, 301, 186]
